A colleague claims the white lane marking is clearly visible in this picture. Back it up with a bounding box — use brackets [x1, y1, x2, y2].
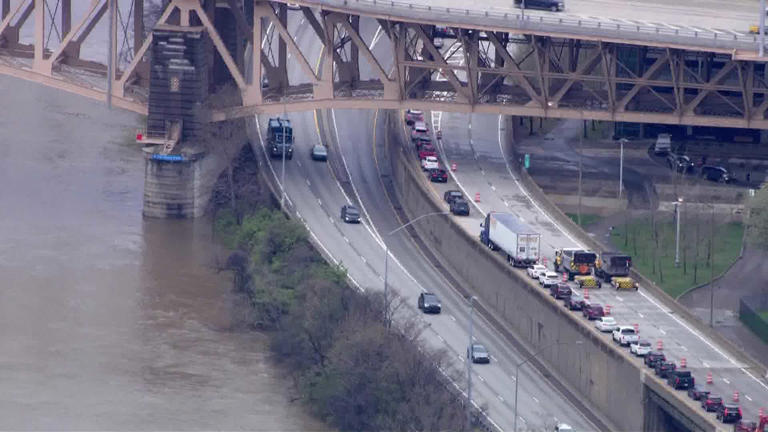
[681, 345, 688, 351]
[317, 198, 322, 206]
[305, 178, 311, 186]
[703, 361, 710, 368]
[490, 355, 498, 361]
[504, 201, 510, 207]
[437, 335, 445, 343]
[361, 256, 367, 264]
[490, 185, 496, 191]
[638, 313, 645, 318]
[723, 378, 731, 384]
[329, 216, 334, 223]
[478, 375, 486, 382]
[745, 395, 753, 401]
[497, 395, 505, 402]
[458, 355, 465, 362]
[532, 396, 540, 404]
[519, 417, 527, 424]
[616, 296, 624, 302]
[659, 328, 667, 335]
[450, 315, 457, 322]
[343, 236, 350, 243]
[296, 160, 302, 167]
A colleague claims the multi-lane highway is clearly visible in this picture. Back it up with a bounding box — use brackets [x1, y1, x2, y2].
[431, 110, 768, 420]
[248, 11, 601, 432]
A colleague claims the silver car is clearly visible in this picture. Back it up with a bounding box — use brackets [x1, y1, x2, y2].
[311, 145, 328, 161]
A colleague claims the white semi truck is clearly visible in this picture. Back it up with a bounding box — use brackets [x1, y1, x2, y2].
[479, 212, 541, 267]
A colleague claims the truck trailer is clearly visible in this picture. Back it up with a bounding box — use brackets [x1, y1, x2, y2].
[480, 212, 541, 267]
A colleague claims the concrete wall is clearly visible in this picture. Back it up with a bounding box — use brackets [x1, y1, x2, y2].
[384, 112, 720, 432]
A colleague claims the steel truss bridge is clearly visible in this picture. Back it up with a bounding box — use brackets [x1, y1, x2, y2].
[2, 0, 768, 129]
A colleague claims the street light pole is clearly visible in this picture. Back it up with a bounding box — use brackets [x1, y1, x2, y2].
[383, 243, 389, 325]
[675, 198, 682, 267]
[280, 116, 287, 208]
[619, 138, 626, 199]
[709, 205, 715, 327]
[466, 295, 476, 430]
[521, 0, 526, 20]
[513, 341, 582, 432]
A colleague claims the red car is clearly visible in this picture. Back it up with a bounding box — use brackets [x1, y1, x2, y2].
[429, 168, 448, 183]
[415, 137, 432, 150]
[582, 303, 604, 320]
[701, 395, 724, 412]
[418, 144, 437, 160]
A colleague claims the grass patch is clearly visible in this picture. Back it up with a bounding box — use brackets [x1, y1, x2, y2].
[611, 216, 743, 298]
[566, 213, 601, 227]
[759, 310, 768, 322]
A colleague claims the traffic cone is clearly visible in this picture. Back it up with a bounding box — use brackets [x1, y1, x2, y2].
[633, 323, 639, 334]
[604, 305, 611, 315]
[759, 407, 764, 417]
[706, 371, 713, 384]
[733, 391, 739, 402]
[657, 340, 663, 351]
[474, 192, 480, 202]
[451, 162, 457, 172]
[680, 358, 687, 368]
[562, 273, 567, 282]
[583, 286, 590, 299]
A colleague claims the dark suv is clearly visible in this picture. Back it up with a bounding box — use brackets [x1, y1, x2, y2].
[701, 165, 732, 183]
[564, 293, 585, 310]
[516, 0, 564, 11]
[644, 351, 666, 368]
[654, 361, 677, 379]
[450, 198, 470, 216]
[701, 394, 724, 412]
[444, 190, 463, 204]
[582, 303, 604, 320]
[716, 403, 742, 423]
[667, 370, 694, 390]
[418, 292, 442, 314]
[341, 204, 361, 223]
[687, 386, 710, 401]
[550, 282, 572, 299]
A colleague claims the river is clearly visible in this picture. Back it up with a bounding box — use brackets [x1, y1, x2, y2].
[0, 74, 324, 430]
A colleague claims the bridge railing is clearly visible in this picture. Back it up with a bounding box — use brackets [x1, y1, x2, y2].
[304, 0, 760, 51]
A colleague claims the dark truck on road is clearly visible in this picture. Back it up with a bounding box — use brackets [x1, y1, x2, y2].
[554, 248, 597, 280]
[267, 117, 294, 159]
[595, 252, 632, 282]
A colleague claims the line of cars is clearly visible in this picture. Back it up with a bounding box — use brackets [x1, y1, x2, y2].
[654, 134, 736, 183]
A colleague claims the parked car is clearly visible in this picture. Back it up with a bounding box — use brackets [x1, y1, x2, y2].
[701, 165, 733, 183]
[421, 156, 439, 171]
[654, 133, 672, 155]
[629, 340, 652, 356]
[540, 271, 560, 288]
[515, 0, 564, 12]
[550, 282, 572, 299]
[582, 303, 604, 320]
[612, 326, 639, 346]
[405, 109, 424, 125]
[444, 190, 463, 204]
[654, 361, 677, 379]
[717, 404, 743, 423]
[644, 351, 666, 368]
[564, 293, 585, 311]
[687, 386, 710, 401]
[467, 343, 490, 364]
[666, 154, 693, 173]
[450, 198, 470, 216]
[340, 204, 361, 223]
[311, 144, 328, 161]
[418, 292, 442, 314]
[595, 316, 618, 332]
[667, 369, 695, 390]
[433, 37, 444, 48]
[701, 394, 724, 412]
[428, 168, 448, 183]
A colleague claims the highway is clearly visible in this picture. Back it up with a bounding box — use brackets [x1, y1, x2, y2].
[248, 11, 599, 432]
[432, 110, 768, 420]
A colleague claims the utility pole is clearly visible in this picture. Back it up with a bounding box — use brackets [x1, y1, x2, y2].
[578, 122, 584, 226]
[675, 198, 682, 267]
[709, 205, 715, 327]
[618, 138, 626, 199]
[106, 0, 115, 109]
[466, 296, 476, 431]
[280, 113, 287, 209]
[761, 0, 766, 57]
[521, 0, 526, 21]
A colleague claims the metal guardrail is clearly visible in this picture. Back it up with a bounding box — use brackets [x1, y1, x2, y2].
[295, 0, 761, 52]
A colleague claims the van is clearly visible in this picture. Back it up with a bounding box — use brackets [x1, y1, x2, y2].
[654, 133, 672, 155]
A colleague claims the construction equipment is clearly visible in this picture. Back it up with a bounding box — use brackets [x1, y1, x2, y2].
[733, 414, 768, 432]
[575, 275, 602, 289]
[595, 252, 632, 282]
[554, 248, 597, 281]
[612, 277, 638, 291]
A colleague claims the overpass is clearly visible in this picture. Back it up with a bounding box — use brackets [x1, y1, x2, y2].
[1, 1, 767, 431]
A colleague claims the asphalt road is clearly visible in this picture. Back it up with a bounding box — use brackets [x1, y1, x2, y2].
[435, 110, 768, 421]
[248, 13, 598, 432]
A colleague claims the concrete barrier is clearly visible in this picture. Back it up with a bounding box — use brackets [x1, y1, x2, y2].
[385, 111, 721, 432]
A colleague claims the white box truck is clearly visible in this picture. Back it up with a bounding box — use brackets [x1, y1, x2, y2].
[479, 212, 541, 267]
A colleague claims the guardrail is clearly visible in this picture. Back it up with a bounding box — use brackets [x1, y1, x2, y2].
[292, 0, 762, 52]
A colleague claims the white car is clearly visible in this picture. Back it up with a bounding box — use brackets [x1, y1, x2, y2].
[527, 264, 547, 279]
[629, 339, 652, 356]
[594, 316, 618, 332]
[555, 424, 574, 432]
[540, 271, 559, 288]
[612, 326, 639, 346]
[421, 156, 439, 171]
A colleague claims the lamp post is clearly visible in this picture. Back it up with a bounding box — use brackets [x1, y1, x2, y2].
[674, 197, 683, 267]
[513, 340, 582, 432]
[521, 0, 526, 20]
[618, 138, 627, 199]
[709, 204, 715, 327]
[280, 114, 287, 208]
[466, 295, 477, 430]
[383, 211, 450, 324]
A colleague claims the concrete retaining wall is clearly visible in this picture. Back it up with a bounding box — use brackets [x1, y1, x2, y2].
[385, 112, 721, 432]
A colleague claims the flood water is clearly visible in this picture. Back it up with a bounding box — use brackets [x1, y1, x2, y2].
[0, 75, 324, 430]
